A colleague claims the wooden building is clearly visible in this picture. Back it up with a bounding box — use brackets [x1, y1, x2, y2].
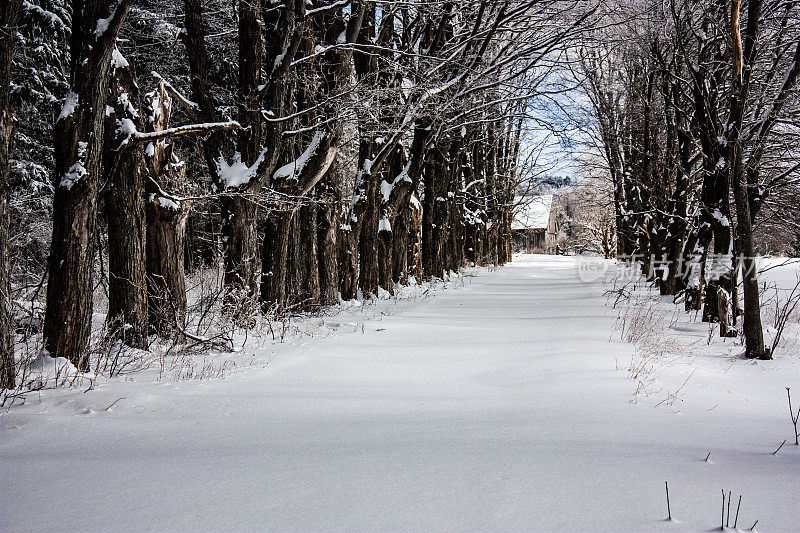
[511, 195, 558, 253]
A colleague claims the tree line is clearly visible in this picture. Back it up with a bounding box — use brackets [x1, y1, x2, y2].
[580, 0, 800, 359]
[1, 0, 597, 386]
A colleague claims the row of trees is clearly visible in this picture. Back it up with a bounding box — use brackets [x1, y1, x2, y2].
[1, 1, 598, 385]
[581, 0, 800, 359]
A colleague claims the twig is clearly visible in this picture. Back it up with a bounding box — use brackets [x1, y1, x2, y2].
[726, 490, 731, 527]
[105, 397, 126, 411]
[721, 489, 725, 530]
[705, 452, 711, 462]
[655, 369, 695, 407]
[788, 387, 799, 445]
[29, 264, 49, 309]
[733, 495, 741, 529]
[772, 439, 786, 455]
[749, 519, 758, 530]
[665, 481, 671, 520]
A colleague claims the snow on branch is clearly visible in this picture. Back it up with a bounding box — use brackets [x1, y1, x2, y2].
[114, 121, 243, 152]
[273, 131, 324, 182]
[380, 160, 413, 204]
[22, 1, 68, 31]
[93, 0, 136, 45]
[305, 0, 351, 17]
[151, 71, 201, 116]
[132, 121, 243, 144]
[217, 148, 267, 189]
[57, 92, 79, 123]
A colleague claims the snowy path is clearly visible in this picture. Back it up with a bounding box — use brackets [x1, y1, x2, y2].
[2, 255, 798, 532]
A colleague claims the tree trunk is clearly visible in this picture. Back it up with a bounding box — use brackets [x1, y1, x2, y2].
[317, 169, 340, 306]
[377, 145, 409, 293]
[260, 210, 292, 311]
[378, 229, 392, 292]
[729, 0, 768, 358]
[221, 196, 259, 301]
[183, 0, 260, 301]
[339, 156, 374, 300]
[106, 148, 148, 346]
[104, 52, 147, 348]
[661, 128, 691, 296]
[422, 142, 448, 278]
[146, 199, 189, 333]
[0, 0, 20, 389]
[465, 127, 488, 265]
[444, 135, 464, 272]
[256, 1, 361, 310]
[463, 134, 479, 267]
[384, 124, 429, 285]
[142, 81, 190, 335]
[682, 227, 710, 312]
[358, 150, 380, 297]
[338, 226, 359, 300]
[485, 127, 500, 266]
[44, 0, 135, 371]
[287, 202, 321, 311]
[392, 202, 411, 285]
[702, 222, 733, 332]
[408, 198, 423, 280]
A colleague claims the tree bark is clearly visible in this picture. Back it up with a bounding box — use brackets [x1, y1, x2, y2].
[221, 196, 258, 301]
[340, 166, 371, 300]
[408, 198, 423, 280]
[391, 202, 411, 285]
[422, 141, 448, 278]
[338, 225, 359, 300]
[485, 126, 500, 266]
[318, 215, 340, 304]
[357, 143, 381, 297]
[446, 134, 465, 272]
[146, 199, 189, 332]
[106, 144, 148, 346]
[317, 168, 340, 306]
[257, 0, 362, 309]
[702, 220, 733, 329]
[287, 202, 321, 311]
[0, 0, 20, 389]
[682, 226, 710, 312]
[661, 125, 691, 296]
[260, 211, 292, 312]
[103, 51, 147, 348]
[377, 145, 407, 292]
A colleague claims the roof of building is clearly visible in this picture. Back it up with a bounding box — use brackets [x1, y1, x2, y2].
[511, 194, 553, 230]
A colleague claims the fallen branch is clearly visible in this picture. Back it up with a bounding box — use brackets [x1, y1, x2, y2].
[177, 325, 233, 351]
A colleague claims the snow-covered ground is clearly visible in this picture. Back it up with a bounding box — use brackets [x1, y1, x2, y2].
[1, 255, 798, 532]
